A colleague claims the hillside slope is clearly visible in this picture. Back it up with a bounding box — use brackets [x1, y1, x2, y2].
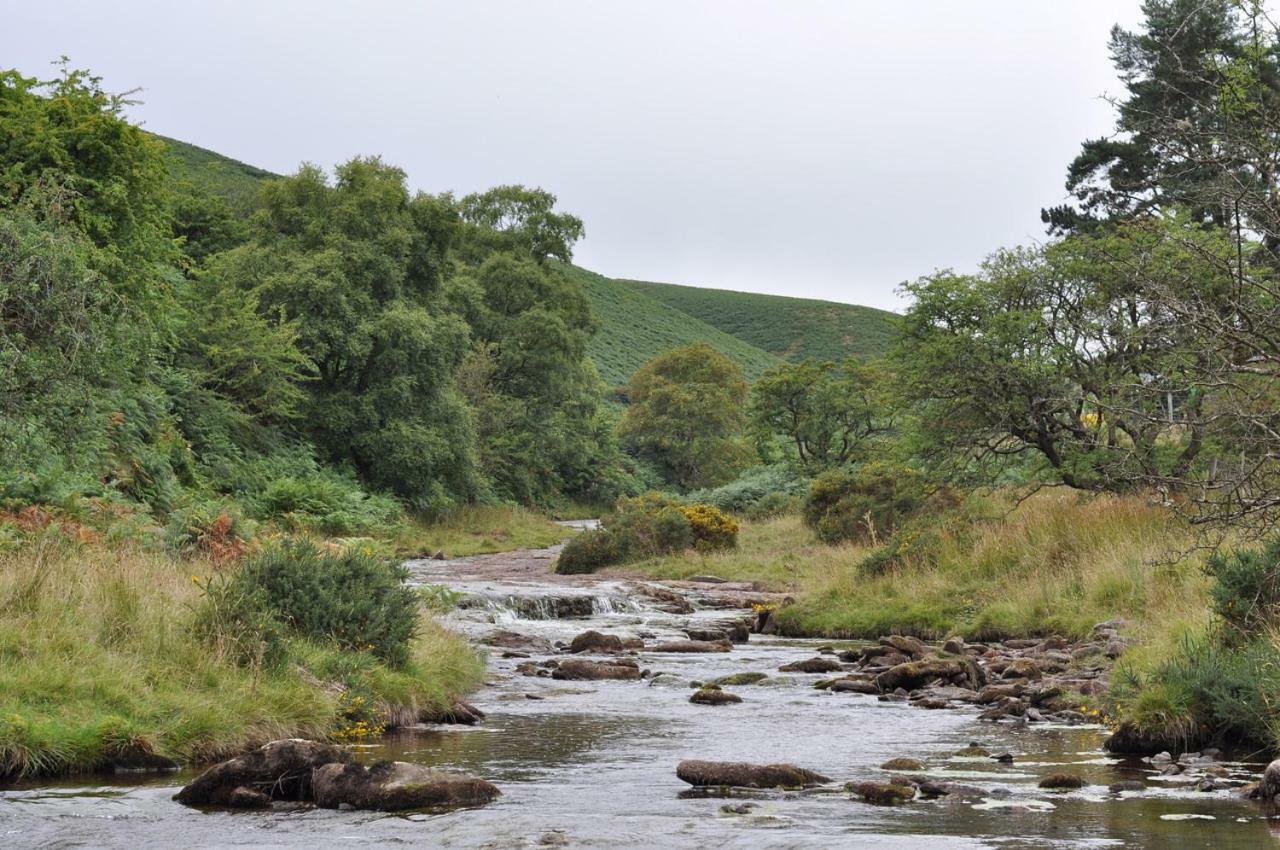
[556, 264, 782, 387]
[157, 135, 278, 210]
[623, 279, 898, 361]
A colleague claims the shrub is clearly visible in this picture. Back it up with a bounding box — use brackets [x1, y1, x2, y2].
[255, 475, 401, 535]
[555, 492, 736, 574]
[1205, 539, 1280, 641]
[193, 573, 287, 668]
[680, 503, 738, 551]
[210, 539, 419, 667]
[556, 529, 625, 575]
[686, 464, 809, 517]
[803, 463, 930, 545]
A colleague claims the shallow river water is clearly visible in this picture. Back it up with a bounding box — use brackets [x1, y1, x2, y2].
[4, 546, 1280, 849]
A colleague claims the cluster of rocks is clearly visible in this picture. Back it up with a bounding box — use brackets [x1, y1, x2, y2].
[801, 628, 1117, 724]
[674, 754, 1095, 806]
[174, 739, 499, 812]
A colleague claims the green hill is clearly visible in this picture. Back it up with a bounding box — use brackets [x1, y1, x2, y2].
[622, 279, 898, 362]
[555, 264, 782, 387]
[156, 135, 278, 210]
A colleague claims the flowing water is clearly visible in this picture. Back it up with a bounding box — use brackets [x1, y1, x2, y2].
[4, 545, 1279, 849]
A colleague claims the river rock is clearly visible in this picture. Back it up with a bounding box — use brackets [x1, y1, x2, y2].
[880, 757, 924, 771]
[312, 761, 500, 811]
[419, 700, 485, 725]
[690, 685, 743, 705]
[847, 781, 914, 805]
[174, 739, 352, 806]
[630, 583, 695, 614]
[875, 659, 968, 692]
[482, 630, 554, 654]
[568, 630, 626, 654]
[1260, 758, 1280, 800]
[1000, 659, 1042, 680]
[1109, 779, 1145, 793]
[879, 635, 927, 659]
[779, 657, 843, 674]
[942, 636, 966, 655]
[1103, 721, 1202, 755]
[956, 742, 989, 757]
[676, 760, 830, 788]
[829, 678, 879, 694]
[714, 672, 769, 686]
[684, 628, 730, 643]
[647, 639, 732, 653]
[1038, 773, 1085, 790]
[551, 659, 642, 680]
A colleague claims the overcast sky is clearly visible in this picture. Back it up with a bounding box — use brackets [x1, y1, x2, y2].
[5, 1, 1145, 311]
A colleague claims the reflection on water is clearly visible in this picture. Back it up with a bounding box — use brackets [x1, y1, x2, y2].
[4, 562, 1280, 849]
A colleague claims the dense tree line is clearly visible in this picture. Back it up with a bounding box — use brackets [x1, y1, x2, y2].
[0, 64, 629, 517]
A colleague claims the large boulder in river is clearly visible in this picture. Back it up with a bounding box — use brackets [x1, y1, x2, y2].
[551, 658, 642, 680]
[676, 760, 829, 788]
[690, 684, 743, 705]
[481, 630, 554, 654]
[568, 630, 626, 654]
[312, 761, 499, 811]
[1260, 759, 1280, 800]
[875, 659, 981, 692]
[174, 739, 352, 806]
[778, 657, 843, 674]
[646, 639, 731, 653]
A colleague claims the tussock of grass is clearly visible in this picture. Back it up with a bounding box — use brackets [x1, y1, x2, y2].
[0, 538, 483, 779]
[394, 504, 569, 557]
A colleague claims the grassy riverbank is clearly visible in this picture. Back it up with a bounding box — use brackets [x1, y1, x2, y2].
[627, 491, 1206, 641]
[0, 536, 485, 780]
[392, 505, 569, 557]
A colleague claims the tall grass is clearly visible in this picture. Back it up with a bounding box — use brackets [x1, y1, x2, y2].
[626, 491, 1205, 641]
[0, 536, 483, 779]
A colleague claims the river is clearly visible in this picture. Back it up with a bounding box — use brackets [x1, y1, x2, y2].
[2, 542, 1276, 849]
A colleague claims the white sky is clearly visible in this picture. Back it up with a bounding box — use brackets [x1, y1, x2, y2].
[4, 1, 1145, 310]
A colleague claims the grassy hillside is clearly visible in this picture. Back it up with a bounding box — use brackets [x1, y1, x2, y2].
[557, 264, 782, 387]
[156, 135, 278, 210]
[624, 279, 898, 361]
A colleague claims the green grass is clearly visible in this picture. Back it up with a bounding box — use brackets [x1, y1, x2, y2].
[623, 491, 1206, 642]
[0, 537, 484, 779]
[393, 504, 572, 557]
[559, 263, 782, 387]
[624, 279, 899, 362]
[155, 135, 279, 210]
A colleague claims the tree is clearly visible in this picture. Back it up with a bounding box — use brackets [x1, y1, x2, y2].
[457, 185, 584, 264]
[895, 218, 1231, 491]
[1042, 0, 1246, 235]
[619, 343, 751, 489]
[750, 358, 889, 471]
[217, 158, 477, 508]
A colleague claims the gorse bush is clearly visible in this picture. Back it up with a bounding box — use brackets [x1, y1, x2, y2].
[206, 539, 418, 667]
[554, 492, 738, 574]
[680, 504, 738, 551]
[1205, 539, 1280, 641]
[803, 463, 930, 545]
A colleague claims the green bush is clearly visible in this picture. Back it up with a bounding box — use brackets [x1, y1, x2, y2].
[556, 529, 625, 575]
[1205, 539, 1280, 641]
[803, 463, 930, 545]
[555, 492, 738, 574]
[211, 539, 419, 667]
[686, 464, 808, 517]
